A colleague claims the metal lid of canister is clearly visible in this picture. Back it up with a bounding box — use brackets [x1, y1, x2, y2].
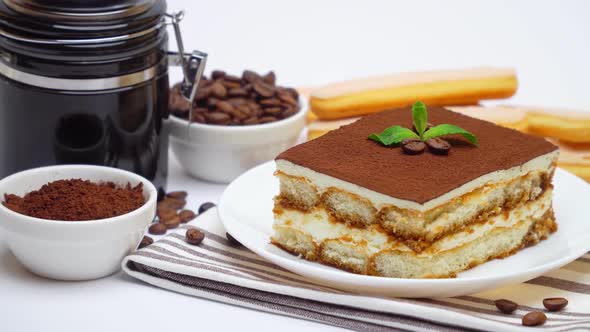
[0, 0, 165, 42]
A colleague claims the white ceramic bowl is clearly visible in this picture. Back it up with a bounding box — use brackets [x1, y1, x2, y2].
[0, 165, 157, 281]
[169, 98, 307, 183]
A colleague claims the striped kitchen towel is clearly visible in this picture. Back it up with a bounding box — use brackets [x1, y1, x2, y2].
[122, 209, 590, 332]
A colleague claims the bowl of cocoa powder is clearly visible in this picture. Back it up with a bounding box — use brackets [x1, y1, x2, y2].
[0, 165, 157, 280]
[168, 69, 307, 183]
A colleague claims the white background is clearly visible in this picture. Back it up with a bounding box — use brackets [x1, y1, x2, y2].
[168, 0, 590, 112]
[1, 1, 589, 332]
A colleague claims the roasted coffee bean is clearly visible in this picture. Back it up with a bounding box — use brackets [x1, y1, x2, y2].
[237, 105, 253, 116]
[402, 140, 426, 155]
[198, 202, 216, 214]
[401, 138, 421, 145]
[205, 112, 231, 125]
[277, 92, 298, 106]
[192, 113, 206, 123]
[543, 297, 568, 311]
[195, 87, 210, 101]
[216, 100, 235, 113]
[228, 97, 247, 106]
[243, 83, 253, 92]
[148, 223, 167, 235]
[426, 137, 451, 155]
[161, 215, 181, 229]
[259, 98, 282, 107]
[242, 70, 261, 84]
[243, 117, 260, 125]
[167, 191, 188, 200]
[494, 299, 518, 314]
[522, 311, 546, 326]
[229, 109, 248, 120]
[162, 197, 186, 210]
[179, 209, 197, 223]
[186, 228, 205, 245]
[284, 87, 299, 99]
[138, 236, 153, 249]
[207, 97, 219, 109]
[280, 107, 297, 119]
[222, 80, 242, 90]
[228, 88, 248, 97]
[264, 107, 283, 116]
[157, 207, 177, 220]
[253, 81, 275, 98]
[259, 116, 278, 123]
[210, 82, 227, 98]
[211, 70, 226, 80]
[226, 232, 242, 246]
[172, 69, 299, 126]
[262, 71, 276, 85]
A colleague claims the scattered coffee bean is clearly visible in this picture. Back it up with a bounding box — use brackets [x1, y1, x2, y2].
[179, 209, 196, 223]
[522, 311, 546, 326]
[166, 191, 188, 200]
[169, 70, 300, 126]
[160, 215, 181, 229]
[186, 228, 205, 245]
[426, 137, 451, 155]
[148, 223, 167, 235]
[494, 299, 518, 314]
[402, 140, 426, 155]
[226, 232, 242, 246]
[157, 207, 177, 220]
[138, 236, 153, 249]
[198, 202, 216, 214]
[164, 197, 187, 210]
[543, 297, 568, 311]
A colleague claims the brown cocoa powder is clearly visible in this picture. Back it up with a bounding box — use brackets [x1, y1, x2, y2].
[2, 179, 145, 221]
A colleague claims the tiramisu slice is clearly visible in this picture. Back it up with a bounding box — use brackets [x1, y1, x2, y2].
[272, 103, 558, 278]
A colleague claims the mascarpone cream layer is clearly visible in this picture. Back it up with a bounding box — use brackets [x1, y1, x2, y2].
[274, 189, 551, 257]
[276, 150, 557, 212]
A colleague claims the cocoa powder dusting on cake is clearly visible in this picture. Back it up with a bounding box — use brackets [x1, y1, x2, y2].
[2, 179, 145, 221]
[277, 106, 558, 204]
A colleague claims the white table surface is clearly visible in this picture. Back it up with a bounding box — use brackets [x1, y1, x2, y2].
[0, 155, 344, 332]
[2, 1, 590, 331]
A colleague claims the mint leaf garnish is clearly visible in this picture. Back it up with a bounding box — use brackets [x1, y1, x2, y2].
[412, 101, 428, 138]
[369, 126, 419, 145]
[368, 101, 478, 154]
[423, 124, 478, 146]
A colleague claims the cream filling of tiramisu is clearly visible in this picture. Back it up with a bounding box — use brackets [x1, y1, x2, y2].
[276, 150, 557, 212]
[274, 189, 551, 257]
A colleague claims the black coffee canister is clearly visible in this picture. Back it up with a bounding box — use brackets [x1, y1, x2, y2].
[0, 0, 207, 195]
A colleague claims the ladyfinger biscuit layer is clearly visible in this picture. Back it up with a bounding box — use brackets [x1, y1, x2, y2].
[271, 189, 555, 278]
[310, 67, 517, 120]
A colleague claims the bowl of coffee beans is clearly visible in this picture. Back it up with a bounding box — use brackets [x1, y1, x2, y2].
[168, 69, 307, 183]
[0, 165, 157, 280]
